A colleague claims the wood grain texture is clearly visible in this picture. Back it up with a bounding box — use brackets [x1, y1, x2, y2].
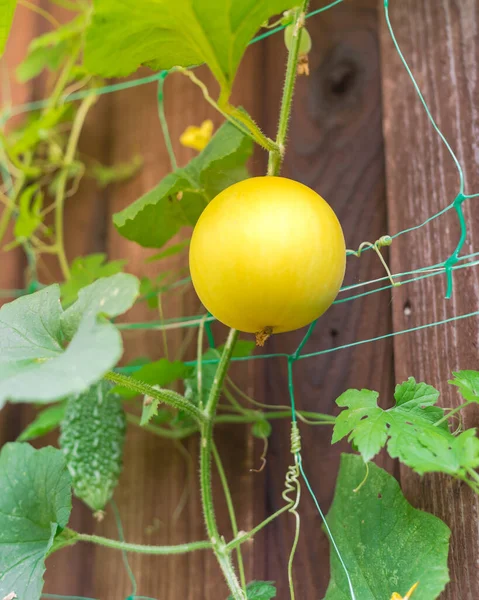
[380, 1, 479, 598]
[3, 0, 479, 598]
[259, 1, 394, 597]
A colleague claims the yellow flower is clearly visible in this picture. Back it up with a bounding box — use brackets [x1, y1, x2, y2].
[391, 582, 419, 600]
[179, 120, 214, 151]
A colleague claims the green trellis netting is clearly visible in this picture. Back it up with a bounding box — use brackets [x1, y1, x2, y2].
[0, 1, 478, 599]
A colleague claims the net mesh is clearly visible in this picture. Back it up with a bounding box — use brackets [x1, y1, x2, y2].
[0, 1, 477, 599]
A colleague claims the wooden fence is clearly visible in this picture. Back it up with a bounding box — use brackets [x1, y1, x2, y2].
[1, 0, 478, 598]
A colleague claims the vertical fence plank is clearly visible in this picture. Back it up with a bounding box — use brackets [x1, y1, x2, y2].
[259, 1, 393, 596]
[380, 1, 479, 598]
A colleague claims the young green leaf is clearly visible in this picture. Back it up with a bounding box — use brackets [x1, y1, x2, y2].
[16, 41, 70, 83]
[113, 121, 252, 248]
[333, 378, 479, 478]
[30, 14, 87, 50]
[59, 381, 126, 513]
[140, 385, 192, 426]
[224, 339, 256, 358]
[85, 0, 298, 99]
[228, 581, 276, 600]
[14, 184, 43, 240]
[0, 0, 17, 57]
[147, 240, 190, 262]
[60, 253, 127, 307]
[88, 154, 143, 187]
[17, 401, 66, 441]
[0, 277, 138, 406]
[17, 14, 86, 82]
[448, 370, 479, 403]
[0, 443, 72, 600]
[185, 348, 220, 407]
[8, 105, 70, 155]
[324, 454, 450, 600]
[114, 358, 192, 399]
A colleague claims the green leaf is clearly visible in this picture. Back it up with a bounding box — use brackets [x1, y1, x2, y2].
[60, 272, 139, 339]
[184, 348, 219, 407]
[140, 391, 162, 426]
[333, 378, 444, 460]
[393, 427, 479, 477]
[332, 389, 386, 462]
[114, 358, 192, 399]
[16, 41, 70, 83]
[14, 183, 43, 240]
[448, 370, 479, 403]
[147, 240, 190, 262]
[9, 105, 70, 155]
[252, 420, 272, 439]
[324, 454, 450, 600]
[30, 14, 87, 50]
[227, 339, 256, 358]
[0, 0, 17, 57]
[16, 15, 87, 82]
[89, 154, 143, 187]
[0, 277, 138, 406]
[334, 378, 479, 477]
[60, 253, 127, 307]
[228, 581, 276, 600]
[17, 401, 66, 441]
[0, 443, 72, 600]
[113, 121, 252, 248]
[85, 0, 297, 99]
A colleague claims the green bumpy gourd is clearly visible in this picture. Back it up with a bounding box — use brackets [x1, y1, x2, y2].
[59, 380, 126, 515]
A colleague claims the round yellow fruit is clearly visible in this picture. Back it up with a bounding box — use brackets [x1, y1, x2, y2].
[189, 176, 346, 338]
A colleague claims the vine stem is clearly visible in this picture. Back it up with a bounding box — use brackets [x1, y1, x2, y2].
[199, 328, 245, 600]
[0, 175, 23, 247]
[74, 531, 212, 554]
[127, 408, 333, 441]
[268, 0, 310, 176]
[47, 44, 81, 111]
[157, 74, 178, 171]
[105, 371, 206, 422]
[196, 6, 310, 596]
[175, 67, 278, 154]
[433, 401, 472, 427]
[225, 503, 293, 552]
[54, 91, 96, 280]
[18, 0, 61, 27]
[212, 442, 247, 593]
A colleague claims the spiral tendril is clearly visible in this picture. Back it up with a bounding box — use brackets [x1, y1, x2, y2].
[281, 423, 302, 600]
[347, 235, 399, 288]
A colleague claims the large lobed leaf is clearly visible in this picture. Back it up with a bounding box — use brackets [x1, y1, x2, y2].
[0, 443, 72, 600]
[113, 121, 252, 248]
[85, 0, 297, 98]
[332, 377, 479, 476]
[0, 274, 139, 406]
[324, 454, 450, 600]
